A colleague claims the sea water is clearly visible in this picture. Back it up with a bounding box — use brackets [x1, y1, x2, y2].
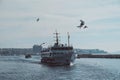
[0, 56, 120, 80]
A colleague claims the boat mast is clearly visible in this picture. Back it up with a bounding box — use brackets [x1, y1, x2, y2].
[54, 31, 59, 45]
[67, 32, 70, 46]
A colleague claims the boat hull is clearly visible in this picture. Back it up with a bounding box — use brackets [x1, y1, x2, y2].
[41, 53, 75, 65]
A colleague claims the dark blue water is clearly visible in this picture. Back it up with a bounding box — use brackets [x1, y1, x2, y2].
[0, 56, 120, 80]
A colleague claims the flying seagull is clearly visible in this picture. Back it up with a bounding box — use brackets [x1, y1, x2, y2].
[36, 18, 39, 22]
[77, 20, 85, 28]
[77, 20, 88, 29]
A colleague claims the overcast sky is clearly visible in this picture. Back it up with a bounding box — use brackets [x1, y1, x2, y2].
[0, 0, 120, 52]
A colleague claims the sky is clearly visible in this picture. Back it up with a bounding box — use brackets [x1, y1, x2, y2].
[0, 0, 120, 52]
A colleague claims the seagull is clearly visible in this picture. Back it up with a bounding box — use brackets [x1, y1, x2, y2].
[77, 20, 85, 28]
[36, 18, 39, 22]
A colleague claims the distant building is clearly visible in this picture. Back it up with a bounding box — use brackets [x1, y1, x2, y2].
[0, 48, 32, 56]
[33, 45, 42, 53]
[74, 49, 107, 54]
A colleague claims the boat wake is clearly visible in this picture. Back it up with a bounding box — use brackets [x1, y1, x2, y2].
[19, 56, 41, 64]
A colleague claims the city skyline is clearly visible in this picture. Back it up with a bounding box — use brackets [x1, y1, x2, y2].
[0, 0, 120, 52]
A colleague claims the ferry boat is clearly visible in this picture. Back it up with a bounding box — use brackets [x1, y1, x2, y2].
[40, 32, 76, 65]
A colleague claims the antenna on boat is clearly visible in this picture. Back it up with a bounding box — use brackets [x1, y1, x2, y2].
[54, 30, 59, 45]
[67, 32, 70, 46]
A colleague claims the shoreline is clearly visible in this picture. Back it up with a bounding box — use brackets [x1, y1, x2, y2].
[77, 54, 120, 58]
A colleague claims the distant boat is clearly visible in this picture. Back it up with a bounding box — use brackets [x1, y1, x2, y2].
[25, 54, 32, 58]
[40, 31, 76, 65]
